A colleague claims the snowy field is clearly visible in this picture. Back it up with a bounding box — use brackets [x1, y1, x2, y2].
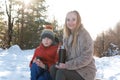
[0, 45, 120, 80]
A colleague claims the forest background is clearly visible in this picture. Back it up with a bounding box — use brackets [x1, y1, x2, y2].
[0, 0, 120, 57]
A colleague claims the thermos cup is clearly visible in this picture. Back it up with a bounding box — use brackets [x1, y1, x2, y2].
[58, 45, 66, 63]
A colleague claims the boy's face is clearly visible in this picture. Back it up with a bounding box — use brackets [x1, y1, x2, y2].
[42, 37, 53, 47]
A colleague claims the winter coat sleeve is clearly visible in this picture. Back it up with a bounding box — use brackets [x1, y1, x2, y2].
[54, 50, 59, 63]
[65, 29, 94, 70]
[29, 48, 38, 67]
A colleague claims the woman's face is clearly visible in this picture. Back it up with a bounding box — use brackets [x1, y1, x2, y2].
[42, 37, 53, 47]
[66, 12, 77, 31]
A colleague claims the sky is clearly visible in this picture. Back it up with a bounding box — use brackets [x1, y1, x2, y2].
[1, 0, 120, 40]
[0, 45, 120, 80]
[46, 0, 120, 40]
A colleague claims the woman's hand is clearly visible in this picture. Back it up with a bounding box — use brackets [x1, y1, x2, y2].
[55, 63, 66, 69]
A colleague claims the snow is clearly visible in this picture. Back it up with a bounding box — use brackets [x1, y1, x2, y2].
[0, 45, 120, 80]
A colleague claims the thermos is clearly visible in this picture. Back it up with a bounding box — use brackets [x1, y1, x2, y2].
[58, 45, 66, 63]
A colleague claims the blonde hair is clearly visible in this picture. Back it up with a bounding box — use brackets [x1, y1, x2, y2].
[64, 10, 83, 47]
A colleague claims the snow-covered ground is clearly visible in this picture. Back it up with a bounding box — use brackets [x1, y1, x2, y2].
[0, 45, 120, 80]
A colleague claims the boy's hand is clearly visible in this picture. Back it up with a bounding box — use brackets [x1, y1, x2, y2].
[36, 58, 45, 69]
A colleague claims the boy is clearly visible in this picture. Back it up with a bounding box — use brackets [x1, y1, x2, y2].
[29, 27, 59, 80]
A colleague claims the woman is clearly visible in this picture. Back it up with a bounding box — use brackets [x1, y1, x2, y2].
[29, 27, 59, 80]
[50, 10, 97, 80]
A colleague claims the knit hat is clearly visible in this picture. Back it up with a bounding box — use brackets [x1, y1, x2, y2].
[41, 29, 55, 42]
